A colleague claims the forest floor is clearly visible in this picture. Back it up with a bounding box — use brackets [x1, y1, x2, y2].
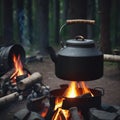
[0, 56, 120, 120]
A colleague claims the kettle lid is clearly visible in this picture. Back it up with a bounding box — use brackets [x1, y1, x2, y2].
[66, 35, 95, 48]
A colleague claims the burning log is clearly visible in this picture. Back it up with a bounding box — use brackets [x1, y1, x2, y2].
[17, 72, 42, 90]
[69, 107, 82, 120]
[52, 108, 66, 120]
[59, 110, 66, 120]
[79, 93, 92, 98]
[0, 92, 19, 108]
[104, 54, 120, 62]
[62, 93, 93, 110]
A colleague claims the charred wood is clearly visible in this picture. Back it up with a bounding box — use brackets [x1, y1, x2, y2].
[16, 74, 28, 83]
[79, 93, 92, 98]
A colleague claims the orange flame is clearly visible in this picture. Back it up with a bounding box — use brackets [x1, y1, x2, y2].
[52, 81, 93, 120]
[13, 54, 24, 76]
[63, 81, 81, 98]
[54, 97, 64, 111]
[10, 54, 24, 83]
[52, 97, 69, 120]
[40, 107, 49, 118]
[80, 81, 94, 97]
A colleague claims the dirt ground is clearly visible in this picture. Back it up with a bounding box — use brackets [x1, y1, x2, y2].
[0, 56, 120, 120]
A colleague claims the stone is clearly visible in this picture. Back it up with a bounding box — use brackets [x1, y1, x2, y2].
[89, 108, 118, 120]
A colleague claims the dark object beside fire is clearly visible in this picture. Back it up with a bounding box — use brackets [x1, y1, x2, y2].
[0, 44, 25, 76]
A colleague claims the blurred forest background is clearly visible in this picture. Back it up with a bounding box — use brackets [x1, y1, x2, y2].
[0, 0, 120, 55]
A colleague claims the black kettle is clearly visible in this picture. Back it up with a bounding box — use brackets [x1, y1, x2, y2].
[48, 19, 103, 81]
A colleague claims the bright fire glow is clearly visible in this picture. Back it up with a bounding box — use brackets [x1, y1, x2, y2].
[40, 107, 49, 118]
[80, 81, 94, 97]
[52, 81, 94, 120]
[54, 97, 64, 111]
[10, 54, 24, 83]
[63, 81, 81, 98]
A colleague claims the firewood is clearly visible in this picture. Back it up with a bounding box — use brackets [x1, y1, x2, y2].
[104, 54, 120, 62]
[69, 107, 82, 120]
[17, 72, 42, 90]
[59, 110, 66, 120]
[0, 92, 19, 107]
[52, 108, 66, 120]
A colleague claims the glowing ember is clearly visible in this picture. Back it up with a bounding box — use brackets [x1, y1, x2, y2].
[40, 107, 49, 118]
[10, 54, 24, 83]
[52, 81, 94, 120]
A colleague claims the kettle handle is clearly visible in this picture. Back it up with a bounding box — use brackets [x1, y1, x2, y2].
[60, 19, 95, 33]
[59, 19, 95, 47]
[66, 19, 95, 25]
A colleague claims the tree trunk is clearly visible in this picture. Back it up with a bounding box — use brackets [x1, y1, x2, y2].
[0, 0, 4, 45]
[116, 0, 120, 46]
[16, 0, 24, 44]
[67, 0, 88, 39]
[24, 0, 32, 46]
[100, 0, 111, 53]
[3, 0, 13, 45]
[93, 0, 100, 41]
[13, 0, 20, 43]
[62, 0, 69, 22]
[110, 0, 117, 47]
[53, 0, 60, 44]
[36, 0, 49, 55]
[87, 0, 94, 39]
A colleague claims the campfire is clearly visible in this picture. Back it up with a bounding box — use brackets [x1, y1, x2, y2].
[10, 54, 29, 85]
[21, 80, 103, 120]
[0, 53, 30, 96]
[0, 44, 43, 110]
[51, 81, 93, 120]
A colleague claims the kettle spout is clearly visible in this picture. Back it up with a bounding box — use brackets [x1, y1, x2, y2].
[47, 46, 57, 63]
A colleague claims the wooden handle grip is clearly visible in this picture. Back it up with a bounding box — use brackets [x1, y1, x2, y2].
[66, 19, 95, 24]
